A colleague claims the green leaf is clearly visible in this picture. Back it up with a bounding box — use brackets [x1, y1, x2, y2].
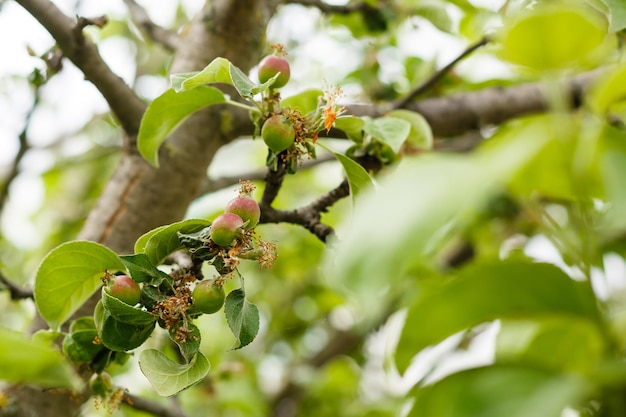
[415, 0, 454, 33]
[229, 63, 256, 99]
[224, 288, 260, 349]
[169, 322, 201, 363]
[604, 0, 626, 31]
[386, 109, 433, 150]
[0, 327, 82, 389]
[496, 317, 605, 374]
[120, 253, 171, 285]
[140, 219, 211, 265]
[324, 116, 553, 322]
[137, 86, 226, 167]
[498, 4, 608, 71]
[101, 288, 157, 325]
[396, 260, 602, 372]
[34, 241, 126, 330]
[134, 225, 168, 254]
[317, 142, 374, 200]
[175, 57, 231, 92]
[587, 64, 626, 114]
[170, 72, 199, 92]
[63, 329, 106, 364]
[363, 116, 411, 154]
[95, 300, 156, 351]
[599, 126, 626, 234]
[139, 349, 210, 396]
[334, 116, 365, 142]
[409, 365, 588, 417]
[281, 89, 324, 115]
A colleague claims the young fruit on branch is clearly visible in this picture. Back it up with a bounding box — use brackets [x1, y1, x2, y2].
[192, 280, 226, 314]
[105, 275, 141, 305]
[210, 213, 244, 247]
[262, 114, 296, 153]
[258, 55, 290, 88]
[225, 196, 260, 229]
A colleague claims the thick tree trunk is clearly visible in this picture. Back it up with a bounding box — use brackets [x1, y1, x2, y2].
[1, 2, 277, 416]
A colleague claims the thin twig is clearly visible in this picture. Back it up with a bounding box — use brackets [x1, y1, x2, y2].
[0, 271, 34, 300]
[394, 36, 489, 109]
[123, 0, 181, 51]
[124, 393, 190, 417]
[0, 89, 40, 213]
[260, 179, 350, 242]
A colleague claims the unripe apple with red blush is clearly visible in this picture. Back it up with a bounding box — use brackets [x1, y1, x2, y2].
[210, 213, 244, 246]
[192, 279, 225, 314]
[262, 115, 296, 153]
[225, 196, 260, 229]
[105, 275, 141, 305]
[258, 55, 290, 88]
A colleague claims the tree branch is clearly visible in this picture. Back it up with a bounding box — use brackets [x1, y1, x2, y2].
[394, 36, 489, 109]
[260, 161, 289, 208]
[124, 393, 190, 417]
[0, 89, 38, 214]
[0, 270, 34, 300]
[404, 68, 602, 137]
[15, 0, 146, 136]
[123, 0, 181, 52]
[260, 179, 350, 242]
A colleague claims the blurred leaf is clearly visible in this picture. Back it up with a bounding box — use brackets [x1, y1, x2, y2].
[317, 142, 374, 200]
[509, 115, 602, 201]
[498, 4, 608, 71]
[598, 125, 626, 235]
[386, 109, 433, 150]
[120, 253, 171, 285]
[496, 317, 605, 373]
[137, 86, 226, 167]
[334, 116, 365, 142]
[409, 365, 589, 417]
[139, 219, 211, 265]
[101, 288, 157, 325]
[281, 89, 324, 115]
[34, 241, 125, 330]
[224, 288, 260, 349]
[396, 260, 602, 372]
[460, 9, 498, 41]
[587, 64, 626, 114]
[324, 116, 553, 321]
[0, 327, 82, 390]
[363, 116, 411, 153]
[415, 0, 454, 33]
[604, 0, 626, 31]
[139, 349, 210, 396]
